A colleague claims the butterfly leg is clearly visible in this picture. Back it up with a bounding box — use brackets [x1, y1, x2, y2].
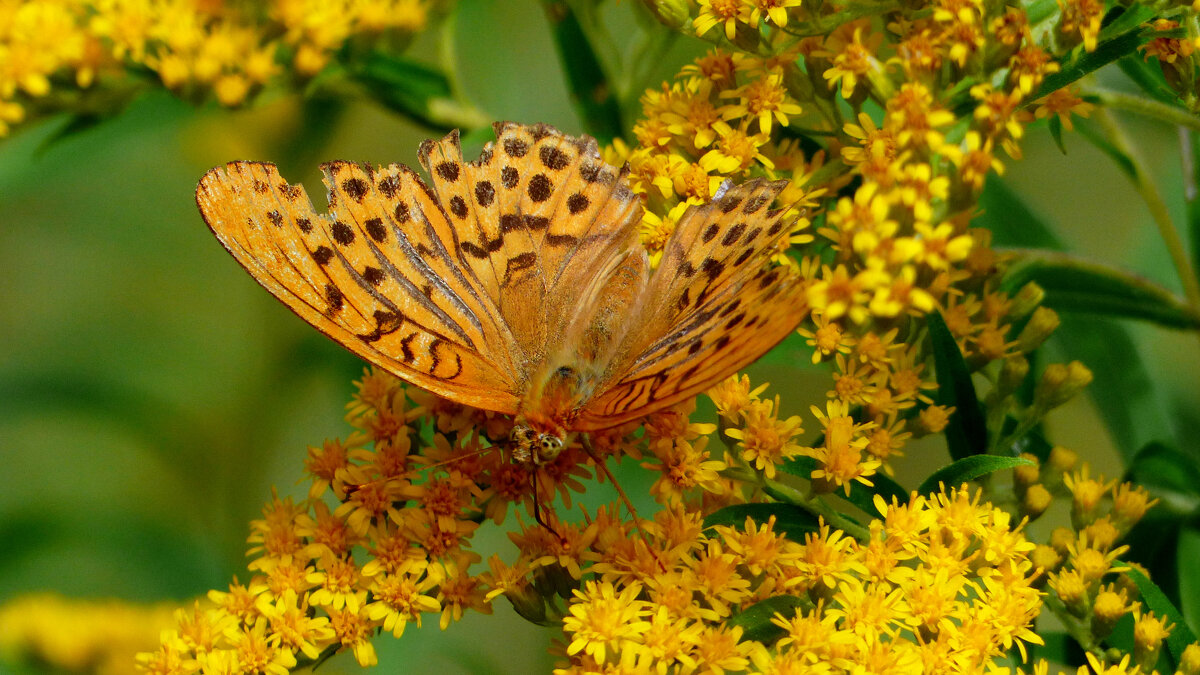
[579, 434, 666, 571]
[530, 468, 565, 544]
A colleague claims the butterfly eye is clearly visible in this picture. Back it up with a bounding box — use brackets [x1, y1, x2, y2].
[537, 434, 563, 461]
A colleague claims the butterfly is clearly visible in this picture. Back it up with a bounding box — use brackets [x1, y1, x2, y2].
[196, 122, 805, 467]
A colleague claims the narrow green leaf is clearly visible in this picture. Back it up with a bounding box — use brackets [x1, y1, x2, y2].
[1177, 528, 1200, 638]
[1023, 0, 1059, 23]
[726, 595, 805, 643]
[1099, 4, 1159, 40]
[1031, 26, 1150, 104]
[1127, 441, 1200, 514]
[1000, 251, 1200, 329]
[927, 311, 988, 459]
[1127, 567, 1197, 665]
[1187, 130, 1200, 295]
[703, 503, 821, 541]
[780, 456, 909, 513]
[1048, 116, 1067, 155]
[1117, 54, 1181, 106]
[916, 455, 1035, 496]
[350, 51, 459, 132]
[541, 0, 623, 142]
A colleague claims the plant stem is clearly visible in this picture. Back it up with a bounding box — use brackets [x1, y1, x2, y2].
[1092, 107, 1200, 344]
[1091, 88, 1200, 132]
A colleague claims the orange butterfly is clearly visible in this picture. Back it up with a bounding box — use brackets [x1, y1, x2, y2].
[196, 122, 804, 466]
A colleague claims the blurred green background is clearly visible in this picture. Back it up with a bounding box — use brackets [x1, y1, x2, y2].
[1, 0, 1196, 672]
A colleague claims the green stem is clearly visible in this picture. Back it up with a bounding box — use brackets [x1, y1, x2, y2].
[1042, 594, 1107, 660]
[1091, 108, 1200, 328]
[721, 466, 870, 540]
[1090, 88, 1200, 132]
[435, 11, 491, 129]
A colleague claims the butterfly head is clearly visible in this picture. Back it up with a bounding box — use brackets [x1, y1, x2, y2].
[509, 420, 571, 467]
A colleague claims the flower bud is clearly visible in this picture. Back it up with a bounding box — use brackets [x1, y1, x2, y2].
[1013, 453, 1040, 496]
[1091, 585, 1130, 641]
[1008, 282, 1045, 319]
[640, 0, 691, 30]
[1020, 483, 1052, 521]
[504, 581, 547, 625]
[1051, 569, 1089, 617]
[1033, 361, 1093, 412]
[1178, 642, 1200, 675]
[1133, 610, 1174, 672]
[1016, 307, 1060, 353]
[997, 355, 1029, 399]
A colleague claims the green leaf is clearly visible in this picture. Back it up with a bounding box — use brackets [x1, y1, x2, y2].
[916, 455, 1035, 496]
[780, 456, 909, 513]
[726, 595, 805, 643]
[1188, 130, 1200, 294]
[1117, 54, 1181, 106]
[1030, 24, 1151, 104]
[926, 311, 988, 460]
[1127, 567, 1198, 665]
[1127, 441, 1200, 515]
[703, 503, 821, 541]
[1048, 116, 1067, 155]
[1000, 251, 1200, 329]
[541, 0, 623, 142]
[350, 51, 460, 133]
[1177, 527, 1200, 637]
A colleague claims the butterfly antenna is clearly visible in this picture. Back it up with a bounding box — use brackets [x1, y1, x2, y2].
[342, 446, 496, 495]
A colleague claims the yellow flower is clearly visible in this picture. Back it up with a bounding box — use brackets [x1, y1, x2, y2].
[640, 201, 693, 266]
[748, 0, 804, 27]
[820, 24, 884, 99]
[803, 399, 880, 495]
[724, 395, 805, 478]
[562, 581, 652, 664]
[708, 373, 769, 421]
[1034, 85, 1095, 131]
[365, 564, 442, 638]
[698, 123, 774, 174]
[719, 72, 803, 133]
[693, 0, 753, 40]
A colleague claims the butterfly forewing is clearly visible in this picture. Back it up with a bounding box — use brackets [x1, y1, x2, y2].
[197, 160, 522, 413]
[416, 123, 643, 371]
[197, 123, 808, 438]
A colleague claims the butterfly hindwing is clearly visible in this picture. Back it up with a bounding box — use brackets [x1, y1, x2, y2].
[197, 160, 522, 413]
[573, 181, 807, 429]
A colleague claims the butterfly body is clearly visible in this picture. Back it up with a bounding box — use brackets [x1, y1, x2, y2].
[197, 122, 808, 460]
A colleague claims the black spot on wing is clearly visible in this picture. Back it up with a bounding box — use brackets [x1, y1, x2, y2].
[342, 177, 369, 201]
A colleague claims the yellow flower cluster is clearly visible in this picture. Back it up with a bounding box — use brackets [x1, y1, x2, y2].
[135, 368, 1057, 674]
[0, 0, 435, 136]
[0, 593, 179, 675]
[559, 488, 1044, 674]
[1011, 449, 1186, 675]
[608, 0, 1129, 497]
